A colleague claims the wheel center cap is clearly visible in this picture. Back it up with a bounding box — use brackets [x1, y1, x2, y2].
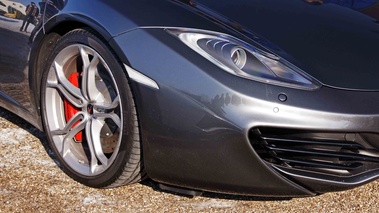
[87, 104, 94, 115]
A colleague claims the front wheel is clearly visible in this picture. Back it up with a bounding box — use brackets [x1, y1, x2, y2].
[41, 28, 144, 188]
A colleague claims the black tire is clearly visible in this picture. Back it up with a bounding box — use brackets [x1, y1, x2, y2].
[40, 28, 145, 188]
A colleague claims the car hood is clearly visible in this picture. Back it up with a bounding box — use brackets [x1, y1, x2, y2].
[187, 0, 379, 91]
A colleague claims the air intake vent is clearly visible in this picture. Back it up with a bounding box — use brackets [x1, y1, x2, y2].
[250, 128, 379, 176]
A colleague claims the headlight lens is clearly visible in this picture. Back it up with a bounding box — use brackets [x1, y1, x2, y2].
[167, 29, 320, 90]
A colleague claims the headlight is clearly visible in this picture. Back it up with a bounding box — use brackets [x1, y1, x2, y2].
[167, 29, 320, 90]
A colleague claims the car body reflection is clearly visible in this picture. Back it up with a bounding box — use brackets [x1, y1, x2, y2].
[1, 0, 26, 19]
[0, 0, 63, 124]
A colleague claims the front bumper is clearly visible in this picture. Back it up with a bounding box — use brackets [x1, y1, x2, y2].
[112, 28, 379, 196]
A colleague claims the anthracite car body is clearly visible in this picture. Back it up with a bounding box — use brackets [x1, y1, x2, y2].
[1, 0, 379, 197]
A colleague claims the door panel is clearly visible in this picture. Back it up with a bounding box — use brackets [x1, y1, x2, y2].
[0, 1, 40, 114]
[0, 0, 64, 121]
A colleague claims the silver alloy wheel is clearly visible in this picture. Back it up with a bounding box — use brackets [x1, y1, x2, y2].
[45, 44, 122, 176]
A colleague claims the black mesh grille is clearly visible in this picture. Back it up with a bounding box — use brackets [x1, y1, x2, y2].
[250, 128, 379, 176]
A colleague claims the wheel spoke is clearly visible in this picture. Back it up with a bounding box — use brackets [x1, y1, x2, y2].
[79, 46, 91, 75]
[94, 95, 120, 110]
[61, 119, 86, 157]
[94, 112, 121, 128]
[85, 118, 109, 174]
[47, 62, 84, 108]
[80, 48, 103, 102]
[51, 112, 85, 136]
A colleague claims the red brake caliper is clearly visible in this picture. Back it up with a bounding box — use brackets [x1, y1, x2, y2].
[64, 72, 83, 142]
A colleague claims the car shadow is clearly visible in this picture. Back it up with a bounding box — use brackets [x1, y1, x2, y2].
[139, 178, 294, 201]
[0, 107, 294, 201]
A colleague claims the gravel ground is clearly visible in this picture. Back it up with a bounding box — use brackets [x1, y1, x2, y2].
[1, 109, 379, 212]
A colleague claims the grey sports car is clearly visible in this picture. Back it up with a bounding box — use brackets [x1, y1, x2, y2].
[0, 0, 379, 197]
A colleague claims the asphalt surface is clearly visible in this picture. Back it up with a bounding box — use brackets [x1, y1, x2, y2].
[1, 108, 379, 213]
